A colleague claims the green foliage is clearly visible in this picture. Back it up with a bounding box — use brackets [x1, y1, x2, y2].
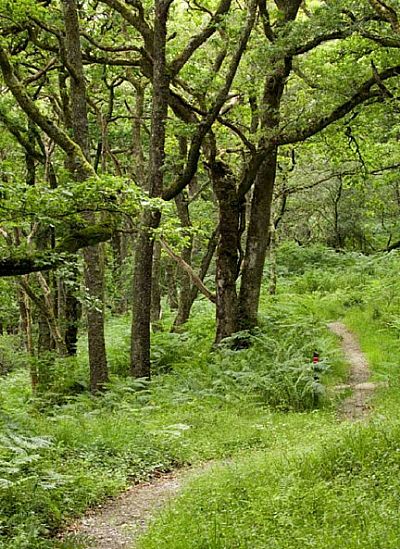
[0, 245, 400, 548]
[275, 242, 359, 276]
[179, 318, 333, 411]
[0, 334, 27, 375]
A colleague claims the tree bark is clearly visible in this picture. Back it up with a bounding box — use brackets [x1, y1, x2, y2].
[62, 0, 108, 391]
[212, 161, 240, 343]
[172, 191, 194, 328]
[151, 240, 162, 329]
[268, 220, 277, 296]
[131, 217, 157, 377]
[63, 269, 80, 356]
[238, 152, 277, 328]
[238, 45, 294, 329]
[130, 0, 172, 378]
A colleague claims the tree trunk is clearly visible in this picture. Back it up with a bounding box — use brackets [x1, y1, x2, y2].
[151, 240, 162, 330]
[130, 0, 171, 378]
[172, 192, 193, 328]
[131, 80, 146, 184]
[63, 270, 80, 356]
[212, 162, 240, 343]
[62, 0, 108, 391]
[268, 220, 277, 296]
[238, 48, 294, 329]
[84, 244, 108, 392]
[238, 152, 277, 328]
[131, 215, 158, 377]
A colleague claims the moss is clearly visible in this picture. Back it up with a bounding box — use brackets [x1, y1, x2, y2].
[57, 225, 113, 253]
[0, 225, 113, 277]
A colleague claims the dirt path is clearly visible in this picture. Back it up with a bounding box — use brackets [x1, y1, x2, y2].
[61, 465, 212, 549]
[328, 321, 377, 420]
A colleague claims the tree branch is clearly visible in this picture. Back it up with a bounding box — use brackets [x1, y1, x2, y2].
[0, 106, 45, 162]
[169, 0, 232, 77]
[258, 0, 275, 41]
[81, 31, 142, 53]
[0, 47, 95, 178]
[159, 238, 216, 303]
[292, 30, 352, 56]
[0, 225, 113, 277]
[369, 0, 399, 32]
[276, 64, 400, 146]
[100, 0, 154, 53]
[163, 0, 258, 201]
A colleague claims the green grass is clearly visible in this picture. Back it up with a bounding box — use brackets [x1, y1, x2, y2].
[138, 418, 400, 549]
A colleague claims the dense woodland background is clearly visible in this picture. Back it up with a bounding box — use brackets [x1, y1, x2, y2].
[1, 0, 400, 547]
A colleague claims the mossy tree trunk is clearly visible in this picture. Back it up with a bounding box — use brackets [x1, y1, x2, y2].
[130, 0, 172, 378]
[62, 0, 108, 392]
[238, 152, 277, 328]
[238, 38, 295, 329]
[212, 161, 240, 343]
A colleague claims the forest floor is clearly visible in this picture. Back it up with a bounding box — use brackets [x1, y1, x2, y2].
[64, 321, 376, 549]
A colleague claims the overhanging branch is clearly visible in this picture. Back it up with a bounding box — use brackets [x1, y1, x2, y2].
[276, 64, 400, 146]
[0, 225, 113, 277]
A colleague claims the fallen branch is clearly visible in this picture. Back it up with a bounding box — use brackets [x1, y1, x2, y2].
[159, 237, 216, 303]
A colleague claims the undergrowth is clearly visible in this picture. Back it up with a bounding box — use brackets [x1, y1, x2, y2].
[0, 289, 343, 548]
[1, 244, 400, 548]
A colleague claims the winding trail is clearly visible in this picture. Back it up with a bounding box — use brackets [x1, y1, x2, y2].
[328, 321, 377, 420]
[61, 465, 212, 549]
[63, 322, 377, 549]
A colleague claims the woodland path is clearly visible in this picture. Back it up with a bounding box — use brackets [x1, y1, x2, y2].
[64, 322, 376, 549]
[62, 464, 215, 549]
[328, 321, 377, 420]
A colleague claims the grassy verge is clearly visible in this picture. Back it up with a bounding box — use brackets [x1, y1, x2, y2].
[138, 417, 400, 549]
